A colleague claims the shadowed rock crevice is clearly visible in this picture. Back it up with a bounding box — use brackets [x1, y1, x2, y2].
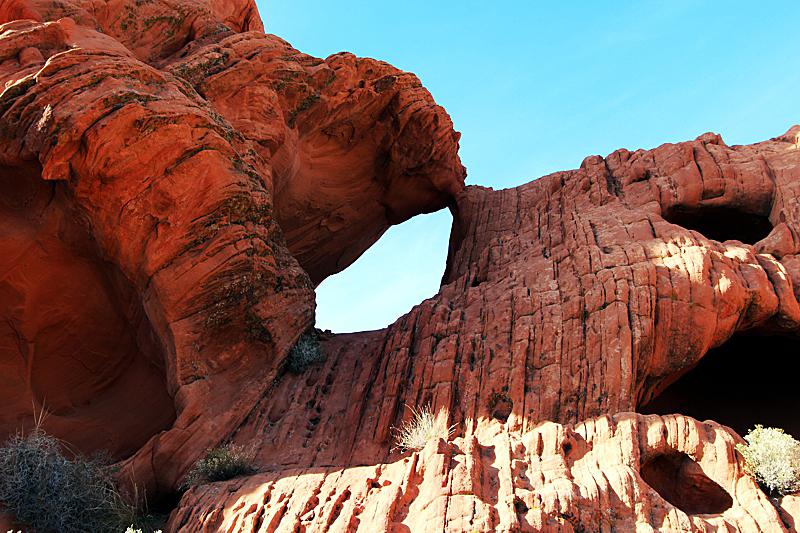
[639, 334, 800, 439]
[662, 206, 773, 244]
[0, 162, 176, 459]
[640, 452, 733, 515]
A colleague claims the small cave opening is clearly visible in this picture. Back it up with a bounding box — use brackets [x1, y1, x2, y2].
[662, 206, 773, 244]
[640, 452, 733, 515]
[639, 334, 800, 440]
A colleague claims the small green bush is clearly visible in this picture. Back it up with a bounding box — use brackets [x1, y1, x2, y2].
[183, 444, 257, 487]
[393, 406, 454, 452]
[736, 425, 800, 496]
[287, 329, 324, 373]
[0, 429, 159, 533]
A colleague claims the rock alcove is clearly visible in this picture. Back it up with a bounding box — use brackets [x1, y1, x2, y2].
[661, 206, 774, 245]
[639, 333, 800, 439]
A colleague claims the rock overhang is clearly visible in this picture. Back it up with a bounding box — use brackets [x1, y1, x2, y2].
[1, 2, 800, 531]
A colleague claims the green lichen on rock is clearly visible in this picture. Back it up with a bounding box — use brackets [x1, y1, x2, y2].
[287, 89, 321, 128]
[172, 51, 231, 86]
[104, 92, 158, 108]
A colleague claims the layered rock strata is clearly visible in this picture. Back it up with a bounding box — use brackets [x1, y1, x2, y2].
[0, 0, 464, 504]
[2, 1, 800, 532]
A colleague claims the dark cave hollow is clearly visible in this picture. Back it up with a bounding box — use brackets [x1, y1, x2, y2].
[662, 206, 773, 245]
[639, 333, 800, 440]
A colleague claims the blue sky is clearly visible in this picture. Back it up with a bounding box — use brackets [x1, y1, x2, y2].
[255, 1, 800, 332]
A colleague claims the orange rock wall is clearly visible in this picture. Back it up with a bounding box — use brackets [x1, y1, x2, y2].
[2, 1, 800, 532]
[172, 130, 800, 531]
[0, 0, 464, 507]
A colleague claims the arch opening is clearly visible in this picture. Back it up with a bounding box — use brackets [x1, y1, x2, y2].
[313, 209, 453, 333]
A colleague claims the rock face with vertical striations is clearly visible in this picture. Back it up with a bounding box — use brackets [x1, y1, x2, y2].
[168, 129, 800, 532]
[2, 1, 800, 532]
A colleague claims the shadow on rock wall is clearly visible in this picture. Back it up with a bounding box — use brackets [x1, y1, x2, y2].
[1, 2, 800, 532]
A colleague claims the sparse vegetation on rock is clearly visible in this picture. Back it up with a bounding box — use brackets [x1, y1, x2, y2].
[183, 444, 257, 487]
[0, 429, 160, 533]
[393, 406, 454, 452]
[287, 329, 325, 373]
[737, 425, 800, 496]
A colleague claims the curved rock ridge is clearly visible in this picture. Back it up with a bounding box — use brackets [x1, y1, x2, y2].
[0, 1, 464, 506]
[163, 33, 466, 284]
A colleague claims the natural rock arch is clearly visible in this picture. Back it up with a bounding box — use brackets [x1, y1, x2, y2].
[1, 2, 800, 532]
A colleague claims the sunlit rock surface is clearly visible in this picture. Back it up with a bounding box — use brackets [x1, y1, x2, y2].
[2, 1, 800, 532]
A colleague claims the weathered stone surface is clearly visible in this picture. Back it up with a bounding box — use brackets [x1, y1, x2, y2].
[169, 414, 788, 533]
[0, 0, 264, 62]
[170, 128, 800, 532]
[2, 1, 800, 532]
[0, 0, 464, 515]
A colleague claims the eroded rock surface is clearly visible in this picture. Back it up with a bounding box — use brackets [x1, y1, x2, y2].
[2, 1, 800, 533]
[0, 0, 463, 506]
[171, 128, 800, 532]
[170, 414, 785, 533]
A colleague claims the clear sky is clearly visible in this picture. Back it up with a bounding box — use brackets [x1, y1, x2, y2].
[255, 1, 800, 333]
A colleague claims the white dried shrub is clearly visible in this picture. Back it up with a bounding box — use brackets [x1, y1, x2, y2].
[394, 406, 454, 452]
[736, 425, 800, 496]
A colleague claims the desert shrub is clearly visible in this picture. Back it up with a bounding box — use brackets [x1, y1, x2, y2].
[287, 329, 324, 373]
[736, 425, 800, 496]
[183, 444, 257, 487]
[0, 429, 159, 533]
[393, 406, 454, 452]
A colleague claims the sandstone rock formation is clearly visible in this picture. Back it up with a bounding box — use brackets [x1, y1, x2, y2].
[164, 128, 800, 532]
[2, 1, 800, 533]
[170, 414, 782, 532]
[0, 0, 463, 505]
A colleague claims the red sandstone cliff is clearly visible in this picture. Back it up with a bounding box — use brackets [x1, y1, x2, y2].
[2, 2, 800, 533]
[0, 0, 464, 503]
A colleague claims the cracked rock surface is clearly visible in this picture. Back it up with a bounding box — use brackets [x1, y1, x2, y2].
[1, 1, 800, 532]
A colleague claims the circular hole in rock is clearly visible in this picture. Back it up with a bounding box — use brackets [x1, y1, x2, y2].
[639, 334, 800, 439]
[662, 206, 772, 244]
[641, 452, 733, 515]
[492, 400, 512, 423]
